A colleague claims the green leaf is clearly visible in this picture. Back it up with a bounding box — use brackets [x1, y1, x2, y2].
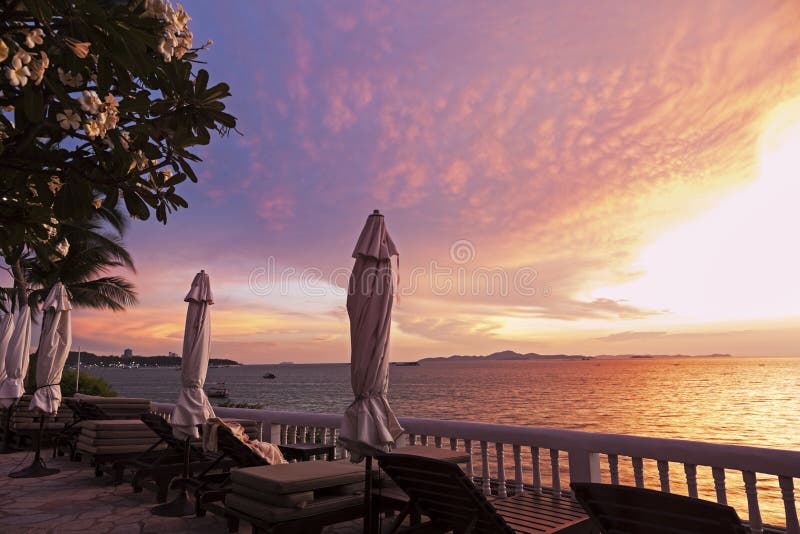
[54, 181, 93, 220]
[23, 88, 45, 122]
[123, 191, 150, 220]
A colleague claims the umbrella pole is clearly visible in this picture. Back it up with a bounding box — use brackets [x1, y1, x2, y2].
[9, 414, 60, 478]
[364, 455, 374, 534]
[0, 402, 16, 454]
[151, 436, 195, 517]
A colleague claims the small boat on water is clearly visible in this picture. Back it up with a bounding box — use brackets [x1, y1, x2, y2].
[207, 383, 229, 398]
[263, 373, 276, 379]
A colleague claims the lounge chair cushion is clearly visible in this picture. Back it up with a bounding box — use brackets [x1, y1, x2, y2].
[80, 420, 153, 431]
[232, 460, 365, 494]
[392, 444, 470, 463]
[231, 484, 314, 509]
[77, 442, 165, 454]
[225, 492, 362, 523]
[81, 429, 158, 439]
[78, 435, 160, 446]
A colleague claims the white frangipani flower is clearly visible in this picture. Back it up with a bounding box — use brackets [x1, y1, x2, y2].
[56, 109, 80, 130]
[6, 57, 30, 86]
[84, 119, 101, 139]
[57, 67, 84, 88]
[25, 28, 44, 48]
[0, 40, 9, 62]
[78, 90, 102, 114]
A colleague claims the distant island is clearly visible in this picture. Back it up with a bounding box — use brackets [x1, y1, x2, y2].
[416, 350, 731, 364]
[65, 351, 240, 368]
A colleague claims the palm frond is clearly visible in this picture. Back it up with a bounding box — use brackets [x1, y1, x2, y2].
[68, 277, 139, 311]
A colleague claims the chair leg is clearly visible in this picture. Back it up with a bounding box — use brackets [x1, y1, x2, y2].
[225, 514, 239, 533]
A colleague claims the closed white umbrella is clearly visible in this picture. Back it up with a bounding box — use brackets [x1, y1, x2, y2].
[29, 282, 72, 414]
[152, 270, 215, 516]
[0, 294, 32, 409]
[171, 270, 215, 440]
[339, 210, 403, 534]
[0, 297, 14, 391]
[340, 210, 403, 457]
[9, 283, 70, 478]
[0, 296, 14, 452]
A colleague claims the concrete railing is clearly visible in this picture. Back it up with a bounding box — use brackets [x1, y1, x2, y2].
[151, 402, 799, 533]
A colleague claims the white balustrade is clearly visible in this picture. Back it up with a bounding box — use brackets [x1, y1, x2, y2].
[608, 454, 620, 485]
[496, 443, 507, 498]
[513, 444, 524, 495]
[531, 446, 542, 493]
[657, 460, 670, 492]
[150, 401, 800, 531]
[480, 440, 491, 495]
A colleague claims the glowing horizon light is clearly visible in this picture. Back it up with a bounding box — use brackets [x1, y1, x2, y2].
[591, 98, 800, 323]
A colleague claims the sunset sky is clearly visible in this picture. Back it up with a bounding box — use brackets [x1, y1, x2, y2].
[21, 1, 800, 362]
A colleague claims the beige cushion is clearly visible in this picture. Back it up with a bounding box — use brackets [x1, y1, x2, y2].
[225, 492, 361, 523]
[77, 442, 165, 454]
[80, 420, 151, 431]
[231, 484, 313, 509]
[232, 460, 365, 494]
[81, 429, 158, 439]
[393, 445, 470, 464]
[78, 435, 159, 446]
[13, 422, 66, 431]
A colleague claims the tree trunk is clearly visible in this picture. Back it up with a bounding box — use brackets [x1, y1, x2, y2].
[11, 258, 27, 311]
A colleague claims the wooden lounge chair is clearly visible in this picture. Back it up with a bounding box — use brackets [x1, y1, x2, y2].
[52, 398, 113, 460]
[116, 413, 231, 502]
[376, 453, 591, 534]
[570, 482, 748, 534]
[190, 422, 275, 516]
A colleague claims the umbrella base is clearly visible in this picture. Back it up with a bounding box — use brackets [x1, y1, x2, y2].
[9, 457, 60, 478]
[151, 486, 195, 517]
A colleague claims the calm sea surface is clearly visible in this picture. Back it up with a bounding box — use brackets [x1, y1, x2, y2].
[89, 357, 800, 450]
[88, 357, 800, 525]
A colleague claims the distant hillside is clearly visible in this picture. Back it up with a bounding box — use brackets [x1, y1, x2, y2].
[418, 350, 591, 363]
[65, 351, 240, 367]
[417, 350, 732, 364]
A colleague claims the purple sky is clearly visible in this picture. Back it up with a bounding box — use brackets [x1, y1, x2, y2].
[48, 0, 800, 362]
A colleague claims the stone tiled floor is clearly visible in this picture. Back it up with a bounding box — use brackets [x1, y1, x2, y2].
[0, 450, 373, 533]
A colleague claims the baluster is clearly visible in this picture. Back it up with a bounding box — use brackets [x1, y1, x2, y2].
[657, 460, 670, 493]
[712, 467, 727, 505]
[465, 439, 474, 483]
[450, 437, 458, 451]
[496, 443, 507, 498]
[743, 471, 763, 534]
[421, 435, 428, 446]
[280, 424, 288, 445]
[513, 444, 524, 495]
[632, 457, 644, 488]
[779, 476, 800, 534]
[550, 449, 561, 496]
[435, 436, 442, 448]
[408, 433, 416, 446]
[480, 441, 491, 496]
[531, 446, 542, 494]
[608, 454, 620, 485]
[684, 464, 698, 498]
[322, 427, 330, 446]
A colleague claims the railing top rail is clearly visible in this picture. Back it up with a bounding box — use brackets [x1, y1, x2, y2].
[151, 402, 800, 477]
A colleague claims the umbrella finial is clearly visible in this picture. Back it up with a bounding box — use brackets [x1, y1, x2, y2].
[372, 209, 381, 216]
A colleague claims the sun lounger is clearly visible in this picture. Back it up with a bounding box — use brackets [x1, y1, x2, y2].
[212, 459, 372, 534]
[73, 394, 152, 419]
[76, 419, 165, 479]
[570, 482, 748, 534]
[1, 395, 73, 451]
[108, 413, 233, 502]
[377, 453, 591, 534]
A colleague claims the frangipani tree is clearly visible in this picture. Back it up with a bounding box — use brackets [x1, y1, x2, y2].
[0, 0, 236, 288]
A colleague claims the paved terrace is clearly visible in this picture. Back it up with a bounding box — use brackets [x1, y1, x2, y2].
[0, 451, 375, 534]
